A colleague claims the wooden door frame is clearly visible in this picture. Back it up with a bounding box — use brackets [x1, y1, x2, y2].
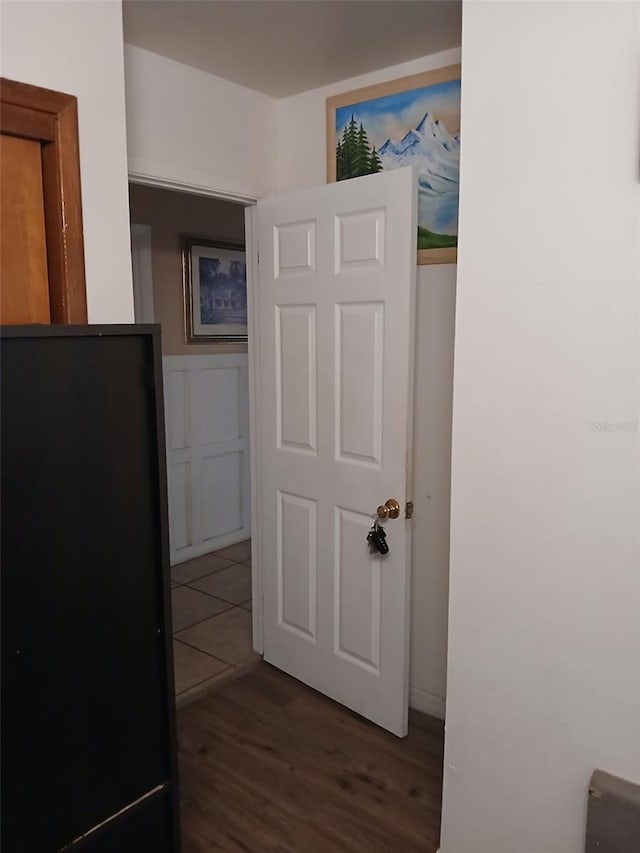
[1, 77, 87, 322]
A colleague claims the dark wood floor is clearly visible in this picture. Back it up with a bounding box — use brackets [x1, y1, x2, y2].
[177, 662, 444, 852]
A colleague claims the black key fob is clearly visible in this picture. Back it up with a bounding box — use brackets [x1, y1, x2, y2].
[373, 525, 389, 555]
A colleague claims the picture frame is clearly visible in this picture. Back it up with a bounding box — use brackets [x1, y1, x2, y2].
[326, 63, 461, 265]
[182, 236, 247, 343]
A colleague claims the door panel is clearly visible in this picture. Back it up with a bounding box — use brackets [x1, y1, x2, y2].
[336, 301, 384, 465]
[0, 134, 50, 324]
[278, 490, 317, 639]
[335, 506, 382, 670]
[256, 168, 417, 736]
[276, 305, 317, 452]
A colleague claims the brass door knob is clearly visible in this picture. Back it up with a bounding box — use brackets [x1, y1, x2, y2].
[376, 499, 400, 520]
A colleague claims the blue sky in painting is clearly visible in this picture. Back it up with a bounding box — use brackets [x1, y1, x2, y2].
[336, 78, 461, 150]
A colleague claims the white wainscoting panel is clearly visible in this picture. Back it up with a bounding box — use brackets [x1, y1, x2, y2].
[163, 354, 251, 565]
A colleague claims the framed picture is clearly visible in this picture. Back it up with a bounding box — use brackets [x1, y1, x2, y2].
[326, 63, 461, 265]
[182, 237, 247, 343]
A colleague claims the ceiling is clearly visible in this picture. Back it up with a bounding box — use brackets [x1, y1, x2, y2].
[122, 0, 462, 98]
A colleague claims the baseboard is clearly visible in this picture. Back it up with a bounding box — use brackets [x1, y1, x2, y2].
[170, 528, 250, 566]
[409, 685, 446, 720]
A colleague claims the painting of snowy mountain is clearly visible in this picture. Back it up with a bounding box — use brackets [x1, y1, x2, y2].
[331, 72, 461, 256]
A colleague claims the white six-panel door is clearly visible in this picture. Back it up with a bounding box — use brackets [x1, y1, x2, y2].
[254, 168, 417, 736]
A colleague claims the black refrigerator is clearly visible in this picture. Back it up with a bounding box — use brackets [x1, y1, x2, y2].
[1, 325, 180, 852]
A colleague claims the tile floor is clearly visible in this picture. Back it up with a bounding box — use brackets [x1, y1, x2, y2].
[170, 539, 259, 706]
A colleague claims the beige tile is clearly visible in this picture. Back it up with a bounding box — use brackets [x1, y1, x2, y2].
[175, 669, 229, 708]
[175, 652, 262, 709]
[217, 539, 252, 563]
[239, 599, 252, 612]
[176, 608, 253, 665]
[172, 640, 228, 695]
[189, 563, 252, 605]
[171, 553, 236, 585]
[171, 586, 231, 632]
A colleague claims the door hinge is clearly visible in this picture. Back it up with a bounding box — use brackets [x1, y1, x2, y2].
[405, 501, 414, 519]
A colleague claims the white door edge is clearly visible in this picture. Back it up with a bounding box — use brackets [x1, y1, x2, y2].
[130, 223, 154, 324]
[245, 204, 264, 655]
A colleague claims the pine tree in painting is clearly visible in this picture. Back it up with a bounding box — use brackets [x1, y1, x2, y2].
[336, 114, 384, 180]
[336, 139, 345, 181]
[353, 123, 370, 176]
[368, 146, 382, 174]
[344, 115, 359, 177]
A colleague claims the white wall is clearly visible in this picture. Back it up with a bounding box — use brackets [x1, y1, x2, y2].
[442, 2, 640, 852]
[124, 45, 277, 201]
[1, 0, 134, 323]
[277, 48, 461, 716]
[411, 264, 456, 717]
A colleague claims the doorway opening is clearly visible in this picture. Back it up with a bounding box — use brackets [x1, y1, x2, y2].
[128, 172, 450, 852]
[128, 182, 257, 701]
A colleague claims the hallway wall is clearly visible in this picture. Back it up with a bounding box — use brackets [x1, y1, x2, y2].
[129, 184, 247, 356]
[125, 45, 277, 201]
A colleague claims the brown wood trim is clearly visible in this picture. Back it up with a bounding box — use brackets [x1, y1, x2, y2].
[1, 77, 87, 322]
[418, 247, 457, 265]
[41, 97, 87, 322]
[1, 78, 77, 116]
[1, 103, 56, 142]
